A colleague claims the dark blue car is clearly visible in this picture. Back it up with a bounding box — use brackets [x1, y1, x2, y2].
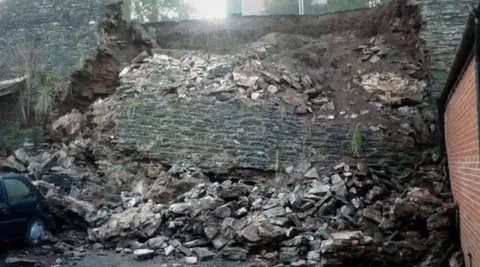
[0, 173, 54, 246]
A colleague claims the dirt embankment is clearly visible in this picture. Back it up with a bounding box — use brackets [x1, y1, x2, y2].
[145, 0, 423, 60]
[52, 3, 146, 117]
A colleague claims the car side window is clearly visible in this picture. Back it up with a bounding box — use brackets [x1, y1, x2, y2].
[0, 181, 4, 203]
[4, 178, 34, 204]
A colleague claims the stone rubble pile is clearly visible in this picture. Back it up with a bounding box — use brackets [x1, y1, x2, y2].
[118, 46, 326, 117]
[1, 142, 456, 267]
[81, 160, 454, 266]
[115, 33, 426, 122]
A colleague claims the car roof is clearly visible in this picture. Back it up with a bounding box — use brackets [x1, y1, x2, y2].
[0, 173, 28, 180]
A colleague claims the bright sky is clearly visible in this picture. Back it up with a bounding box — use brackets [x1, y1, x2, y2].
[188, 0, 227, 19]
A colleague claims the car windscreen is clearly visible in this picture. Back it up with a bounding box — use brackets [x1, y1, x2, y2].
[4, 178, 35, 204]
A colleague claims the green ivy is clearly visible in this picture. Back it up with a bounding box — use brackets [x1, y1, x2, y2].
[351, 130, 364, 157]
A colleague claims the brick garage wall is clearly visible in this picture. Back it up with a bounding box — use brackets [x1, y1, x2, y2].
[445, 57, 480, 266]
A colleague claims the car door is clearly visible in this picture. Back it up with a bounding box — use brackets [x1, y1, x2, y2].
[3, 176, 38, 240]
[0, 179, 10, 241]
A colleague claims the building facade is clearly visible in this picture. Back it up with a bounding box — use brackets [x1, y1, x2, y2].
[440, 7, 480, 266]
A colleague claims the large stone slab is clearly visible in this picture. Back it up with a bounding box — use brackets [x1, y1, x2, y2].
[112, 96, 418, 174]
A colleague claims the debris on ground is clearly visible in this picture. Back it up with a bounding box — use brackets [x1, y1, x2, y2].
[0, 1, 460, 266]
[1, 143, 455, 266]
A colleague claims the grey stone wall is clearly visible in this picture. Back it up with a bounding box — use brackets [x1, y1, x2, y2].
[112, 96, 419, 175]
[0, 0, 117, 151]
[0, 0, 114, 80]
[415, 0, 476, 98]
[0, 94, 23, 154]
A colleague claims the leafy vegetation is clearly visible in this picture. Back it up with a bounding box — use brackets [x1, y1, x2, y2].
[128, 0, 193, 22]
[17, 46, 68, 126]
[263, 0, 390, 15]
[351, 130, 364, 157]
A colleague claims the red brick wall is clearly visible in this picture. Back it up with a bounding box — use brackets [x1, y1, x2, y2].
[445, 57, 480, 266]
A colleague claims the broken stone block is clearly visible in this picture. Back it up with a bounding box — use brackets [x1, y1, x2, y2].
[233, 72, 258, 87]
[379, 218, 395, 232]
[164, 245, 175, 256]
[241, 224, 261, 243]
[270, 217, 289, 226]
[212, 235, 231, 250]
[308, 181, 330, 195]
[145, 236, 167, 249]
[89, 203, 161, 242]
[220, 247, 248, 261]
[278, 247, 299, 263]
[330, 174, 347, 198]
[236, 207, 248, 217]
[426, 214, 453, 230]
[295, 105, 309, 115]
[51, 109, 85, 141]
[251, 91, 263, 100]
[13, 148, 29, 164]
[267, 85, 279, 94]
[391, 198, 434, 220]
[207, 64, 233, 79]
[339, 205, 354, 217]
[363, 207, 383, 224]
[168, 202, 194, 215]
[204, 225, 219, 240]
[304, 167, 319, 178]
[217, 183, 250, 199]
[369, 55, 381, 63]
[366, 185, 388, 201]
[5, 257, 42, 267]
[282, 74, 303, 90]
[191, 247, 215, 261]
[185, 256, 198, 264]
[133, 249, 154, 261]
[320, 231, 367, 253]
[289, 190, 304, 209]
[214, 204, 232, 218]
[264, 206, 286, 218]
[2, 155, 26, 173]
[307, 251, 320, 264]
[358, 72, 426, 107]
[262, 71, 281, 84]
[291, 260, 307, 267]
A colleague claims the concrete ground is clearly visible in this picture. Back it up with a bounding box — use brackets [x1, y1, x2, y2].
[74, 251, 259, 267]
[0, 250, 262, 267]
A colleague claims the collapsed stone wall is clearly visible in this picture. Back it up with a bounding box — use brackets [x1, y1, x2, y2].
[0, 0, 119, 80]
[0, 0, 121, 151]
[0, 0, 146, 151]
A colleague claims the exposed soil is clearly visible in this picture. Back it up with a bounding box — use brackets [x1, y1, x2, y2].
[53, 3, 144, 116]
[147, 0, 423, 60]
[52, 0, 425, 124]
